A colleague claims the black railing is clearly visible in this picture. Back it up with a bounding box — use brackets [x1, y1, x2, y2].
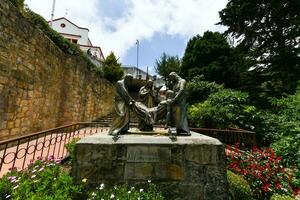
[0, 122, 109, 177]
[0, 123, 255, 177]
[190, 127, 256, 146]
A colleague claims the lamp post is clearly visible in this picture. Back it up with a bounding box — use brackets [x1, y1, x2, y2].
[50, 0, 56, 27]
[136, 39, 139, 78]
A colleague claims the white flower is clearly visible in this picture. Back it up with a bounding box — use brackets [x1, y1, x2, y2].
[131, 186, 135, 190]
[140, 188, 144, 192]
[100, 183, 105, 190]
[5, 195, 11, 199]
[31, 175, 36, 179]
[92, 192, 96, 196]
[128, 190, 131, 194]
[148, 180, 151, 183]
[110, 194, 115, 199]
[13, 185, 19, 190]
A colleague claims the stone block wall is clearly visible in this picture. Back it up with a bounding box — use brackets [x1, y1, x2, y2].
[0, 0, 115, 140]
[73, 132, 228, 200]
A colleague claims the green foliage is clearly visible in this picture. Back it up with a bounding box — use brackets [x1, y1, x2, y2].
[155, 53, 181, 79]
[103, 52, 124, 83]
[87, 182, 165, 200]
[8, 0, 24, 10]
[272, 136, 300, 188]
[0, 176, 12, 200]
[267, 87, 300, 179]
[227, 170, 253, 200]
[270, 194, 296, 200]
[186, 75, 224, 104]
[0, 159, 165, 200]
[65, 138, 81, 164]
[219, 0, 300, 96]
[1, 159, 84, 200]
[181, 31, 249, 88]
[188, 88, 257, 130]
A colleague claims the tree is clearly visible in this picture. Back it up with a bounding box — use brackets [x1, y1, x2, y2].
[103, 52, 124, 83]
[181, 31, 249, 88]
[219, 0, 300, 96]
[154, 53, 181, 79]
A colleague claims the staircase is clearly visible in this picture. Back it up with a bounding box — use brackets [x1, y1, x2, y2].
[94, 113, 114, 126]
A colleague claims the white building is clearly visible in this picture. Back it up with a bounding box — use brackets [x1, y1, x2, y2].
[122, 65, 165, 87]
[49, 17, 104, 66]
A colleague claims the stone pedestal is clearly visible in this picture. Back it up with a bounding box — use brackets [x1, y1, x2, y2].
[73, 132, 228, 200]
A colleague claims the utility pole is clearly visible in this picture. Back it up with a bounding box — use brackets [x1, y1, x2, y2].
[50, 0, 56, 27]
[136, 39, 139, 78]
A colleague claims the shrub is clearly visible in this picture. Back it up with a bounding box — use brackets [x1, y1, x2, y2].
[227, 144, 297, 199]
[227, 170, 253, 200]
[103, 52, 124, 83]
[0, 158, 166, 200]
[270, 194, 296, 200]
[272, 136, 300, 189]
[187, 88, 258, 130]
[0, 158, 84, 199]
[8, 0, 24, 10]
[65, 138, 81, 164]
[186, 75, 223, 104]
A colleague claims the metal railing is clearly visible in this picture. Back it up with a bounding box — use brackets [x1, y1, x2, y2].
[0, 122, 109, 177]
[0, 122, 255, 177]
[190, 127, 256, 146]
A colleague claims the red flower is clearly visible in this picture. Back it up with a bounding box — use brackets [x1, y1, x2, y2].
[262, 183, 271, 192]
[275, 182, 281, 190]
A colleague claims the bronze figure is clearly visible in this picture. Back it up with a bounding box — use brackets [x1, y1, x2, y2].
[109, 72, 190, 137]
[167, 72, 190, 135]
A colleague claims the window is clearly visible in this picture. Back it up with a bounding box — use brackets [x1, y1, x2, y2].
[60, 23, 66, 28]
[71, 39, 78, 44]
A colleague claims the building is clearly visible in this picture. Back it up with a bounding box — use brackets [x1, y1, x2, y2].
[122, 65, 151, 80]
[122, 65, 165, 87]
[49, 17, 104, 67]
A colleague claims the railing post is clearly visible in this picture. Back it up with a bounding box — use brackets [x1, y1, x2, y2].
[0, 143, 8, 172]
[22, 137, 31, 170]
[12, 140, 21, 170]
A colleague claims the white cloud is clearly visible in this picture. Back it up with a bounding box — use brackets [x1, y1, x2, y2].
[25, 0, 227, 60]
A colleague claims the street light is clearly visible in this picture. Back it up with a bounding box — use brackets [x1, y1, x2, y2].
[136, 39, 139, 78]
[50, 0, 56, 27]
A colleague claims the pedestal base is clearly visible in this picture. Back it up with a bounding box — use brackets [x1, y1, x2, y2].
[73, 131, 228, 200]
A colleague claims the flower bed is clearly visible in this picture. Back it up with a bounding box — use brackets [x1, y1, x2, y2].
[226, 144, 299, 200]
[0, 157, 165, 200]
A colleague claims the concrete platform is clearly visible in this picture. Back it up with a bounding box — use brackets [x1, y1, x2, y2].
[73, 131, 228, 200]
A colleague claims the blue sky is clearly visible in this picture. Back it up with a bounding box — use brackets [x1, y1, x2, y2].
[25, 0, 227, 75]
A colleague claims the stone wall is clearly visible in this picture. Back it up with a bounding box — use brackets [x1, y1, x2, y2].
[0, 0, 115, 140]
[73, 132, 228, 200]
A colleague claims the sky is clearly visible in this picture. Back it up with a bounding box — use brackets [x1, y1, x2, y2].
[24, 0, 228, 74]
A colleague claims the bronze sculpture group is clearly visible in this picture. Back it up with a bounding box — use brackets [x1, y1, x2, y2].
[108, 72, 190, 137]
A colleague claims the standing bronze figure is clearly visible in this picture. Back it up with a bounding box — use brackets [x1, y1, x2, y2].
[138, 80, 157, 131]
[167, 72, 190, 135]
[108, 74, 134, 136]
